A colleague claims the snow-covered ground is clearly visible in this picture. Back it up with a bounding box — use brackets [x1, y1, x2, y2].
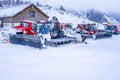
[0, 3, 120, 80]
[0, 35, 120, 80]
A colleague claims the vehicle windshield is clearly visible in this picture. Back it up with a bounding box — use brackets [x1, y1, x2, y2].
[32, 23, 37, 34]
[20, 22, 28, 27]
[65, 23, 72, 29]
[85, 24, 97, 31]
[36, 23, 50, 34]
[105, 25, 116, 30]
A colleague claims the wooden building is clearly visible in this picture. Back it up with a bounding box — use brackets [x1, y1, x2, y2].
[0, 4, 49, 27]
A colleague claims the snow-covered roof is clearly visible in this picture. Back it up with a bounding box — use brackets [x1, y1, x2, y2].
[0, 4, 31, 17]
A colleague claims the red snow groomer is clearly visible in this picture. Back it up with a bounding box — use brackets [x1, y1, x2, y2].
[76, 23, 112, 40]
[104, 23, 119, 34]
[10, 20, 51, 48]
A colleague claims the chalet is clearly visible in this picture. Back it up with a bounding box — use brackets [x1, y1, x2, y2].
[0, 4, 49, 27]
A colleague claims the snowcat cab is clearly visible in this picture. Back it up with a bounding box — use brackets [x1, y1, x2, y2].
[14, 20, 38, 35]
[83, 24, 97, 35]
[36, 20, 50, 34]
[76, 24, 97, 35]
[64, 23, 73, 29]
[104, 24, 119, 34]
[36, 20, 51, 43]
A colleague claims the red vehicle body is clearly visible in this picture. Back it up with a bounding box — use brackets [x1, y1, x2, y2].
[104, 24, 119, 34]
[76, 24, 97, 35]
[14, 20, 37, 35]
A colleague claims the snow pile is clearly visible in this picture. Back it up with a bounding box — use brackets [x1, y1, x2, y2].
[0, 27, 16, 42]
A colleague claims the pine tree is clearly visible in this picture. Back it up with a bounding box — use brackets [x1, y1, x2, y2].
[36, 2, 40, 6]
[21, 0, 23, 4]
[8, 0, 11, 6]
[3, 0, 8, 5]
[16, 0, 20, 5]
[60, 6, 66, 11]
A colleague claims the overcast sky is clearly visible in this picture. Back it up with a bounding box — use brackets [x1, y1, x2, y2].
[32, 0, 120, 13]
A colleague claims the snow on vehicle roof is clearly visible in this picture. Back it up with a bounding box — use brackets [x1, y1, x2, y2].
[20, 20, 36, 23]
[0, 4, 30, 17]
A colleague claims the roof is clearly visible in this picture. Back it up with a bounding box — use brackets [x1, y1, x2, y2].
[0, 4, 49, 18]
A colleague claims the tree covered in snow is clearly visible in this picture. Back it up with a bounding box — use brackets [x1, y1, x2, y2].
[0, 2, 3, 7]
[60, 6, 66, 11]
[0, 0, 31, 6]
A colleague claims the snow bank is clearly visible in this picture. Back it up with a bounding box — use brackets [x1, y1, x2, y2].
[0, 27, 17, 43]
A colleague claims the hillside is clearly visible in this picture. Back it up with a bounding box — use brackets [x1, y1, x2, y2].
[35, 3, 119, 24]
[38, 5, 93, 25]
[0, 0, 119, 24]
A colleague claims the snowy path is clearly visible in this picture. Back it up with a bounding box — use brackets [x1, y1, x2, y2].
[0, 35, 120, 80]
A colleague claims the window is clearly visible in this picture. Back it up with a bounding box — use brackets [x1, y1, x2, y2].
[20, 22, 28, 27]
[29, 10, 35, 17]
[32, 23, 37, 33]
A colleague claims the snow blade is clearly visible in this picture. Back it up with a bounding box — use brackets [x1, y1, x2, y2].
[94, 30, 112, 40]
[10, 34, 43, 49]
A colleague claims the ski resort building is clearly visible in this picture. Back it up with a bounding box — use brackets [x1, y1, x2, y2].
[0, 4, 49, 27]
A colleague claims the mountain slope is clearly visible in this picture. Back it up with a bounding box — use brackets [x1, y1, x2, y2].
[31, 0, 119, 24]
[38, 5, 94, 26]
[85, 9, 119, 24]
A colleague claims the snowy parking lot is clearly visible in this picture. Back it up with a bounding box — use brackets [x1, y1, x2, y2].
[0, 35, 120, 80]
